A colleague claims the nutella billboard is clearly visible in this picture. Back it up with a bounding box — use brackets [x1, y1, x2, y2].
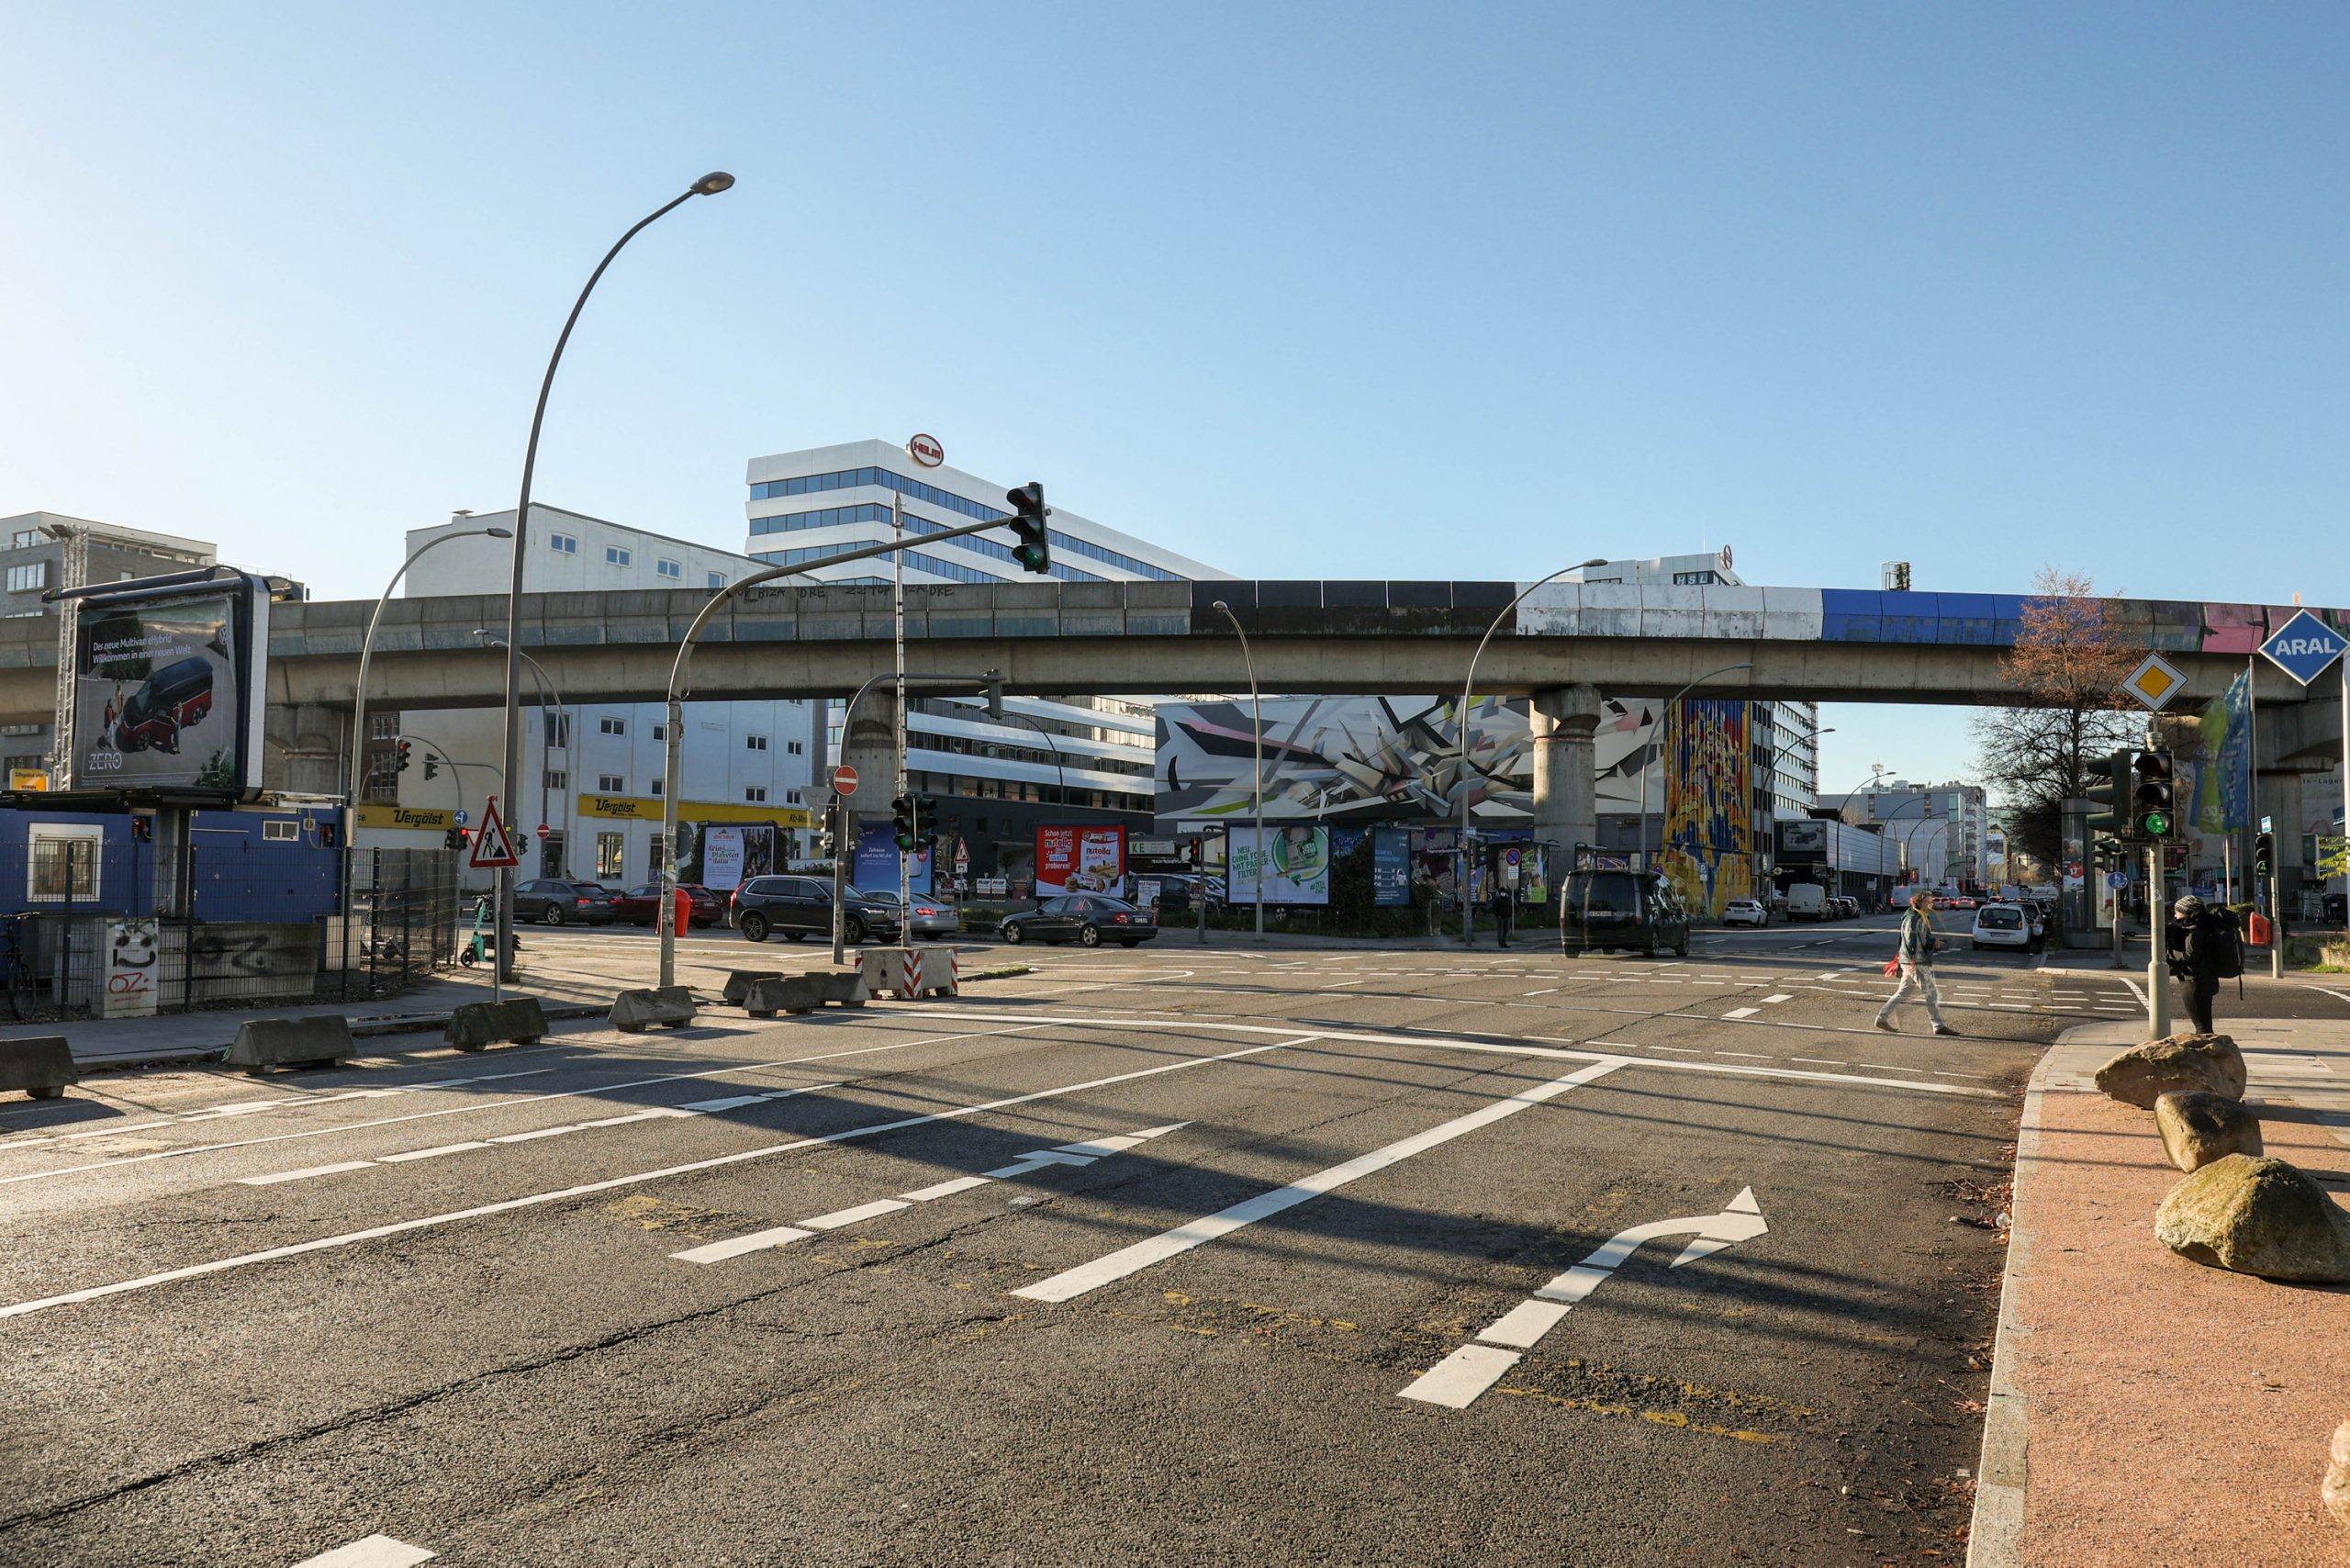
[1035, 824, 1126, 898]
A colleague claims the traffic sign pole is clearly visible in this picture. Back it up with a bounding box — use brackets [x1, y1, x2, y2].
[2147, 846, 2170, 1039]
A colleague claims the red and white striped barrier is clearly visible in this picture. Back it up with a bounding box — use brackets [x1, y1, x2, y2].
[858, 946, 960, 1000]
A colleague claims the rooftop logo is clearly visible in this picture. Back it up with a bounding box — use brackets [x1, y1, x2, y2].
[2259, 610, 2347, 686]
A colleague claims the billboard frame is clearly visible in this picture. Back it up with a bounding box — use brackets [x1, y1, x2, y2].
[56, 568, 272, 803]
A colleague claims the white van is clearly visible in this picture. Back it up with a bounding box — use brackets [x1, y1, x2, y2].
[1784, 884, 1829, 922]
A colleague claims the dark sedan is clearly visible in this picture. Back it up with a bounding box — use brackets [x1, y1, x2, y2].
[513, 878, 621, 926]
[610, 883, 724, 928]
[999, 894, 1158, 948]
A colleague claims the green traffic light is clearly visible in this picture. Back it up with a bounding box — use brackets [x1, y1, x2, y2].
[2141, 812, 2169, 837]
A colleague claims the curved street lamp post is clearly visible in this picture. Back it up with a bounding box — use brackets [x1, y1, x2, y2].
[1208, 602, 1264, 941]
[495, 172, 736, 983]
[476, 632, 571, 876]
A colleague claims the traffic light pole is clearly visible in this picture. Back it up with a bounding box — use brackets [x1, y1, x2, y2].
[2147, 845, 2171, 1038]
[893, 488, 911, 922]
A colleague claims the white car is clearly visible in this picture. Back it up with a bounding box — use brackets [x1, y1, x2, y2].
[1971, 902, 2035, 952]
[1722, 899, 1769, 927]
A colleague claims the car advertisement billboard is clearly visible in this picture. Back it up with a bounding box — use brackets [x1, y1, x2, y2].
[1227, 824, 1332, 905]
[1035, 824, 1125, 897]
[67, 577, 268, 799]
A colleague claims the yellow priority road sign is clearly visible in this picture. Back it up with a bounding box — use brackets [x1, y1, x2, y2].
[2119, 654, 2188, 711]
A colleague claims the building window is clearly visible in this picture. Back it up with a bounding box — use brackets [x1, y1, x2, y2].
[651, 723, 666, 742]
[597, 774, 625, 792]
[543, 769, 568, 790]
[787, 739, 803, 756]
[744, 786, 767, 803]
[542, 830, 566, 876]
[599, 717, 626, 736]
[597, 832, 626, 879]
[5, 752, 44, 774]
[543, 711, 570, 746]
[6, 563, 47, 593]
[785, 789, 802, 805]
[745, 734, 767, 751]
[1672, 570, 1718, 586]
[26, 823, 100, 902]
[707, 571, 725, 588]
[549, 532, 578, 554]
[605, 546, 632, 567]
[263, 819, 299, 842]
[649, 778, 663, 796]
[371, 712, 399, 739]
[656, 558, 681, 580]
[0, 724, 39, 737]
[9, 529, 38, 549]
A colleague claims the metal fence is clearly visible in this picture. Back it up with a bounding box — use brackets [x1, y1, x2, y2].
[0, 841, 461, 1021]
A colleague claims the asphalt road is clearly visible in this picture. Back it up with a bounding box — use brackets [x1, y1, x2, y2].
[0, 914, 2264, 1566]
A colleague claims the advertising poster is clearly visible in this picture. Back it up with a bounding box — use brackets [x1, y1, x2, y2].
[676, 823, 778, 890]
[1371, 825, 1412, 906]
[1228, 825, 1331, 905]
[1035, 824, 1126, 897]
[855, 823, 932, 895]
[700, 826, 746, 891]
[71, 582, 265, 797]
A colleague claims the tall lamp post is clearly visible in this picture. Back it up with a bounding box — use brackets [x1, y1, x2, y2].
[1453, 561, 1606, 944]
[1640, 661, 1755, 884]
[475, 632, 570, 874]
[348, 526, 511, 813]
[495, 171, 735, 980]
[1208, 601, 1265, 941]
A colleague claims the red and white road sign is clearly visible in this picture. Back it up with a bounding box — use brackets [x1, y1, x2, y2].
[469, 798, 520, 869]
[832, 764, 858, 796]
[536, 823, 550, 840]
[953, 837, 970, 873]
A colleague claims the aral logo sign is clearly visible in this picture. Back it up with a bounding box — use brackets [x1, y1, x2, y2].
[2259, 610, 2348, 686]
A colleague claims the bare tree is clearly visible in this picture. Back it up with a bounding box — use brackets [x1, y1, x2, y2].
[1969, 566, 2143, 871]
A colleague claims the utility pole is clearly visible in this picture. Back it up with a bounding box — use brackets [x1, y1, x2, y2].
[893, 486, 910, 922]
[2147, 845, 2171, 1038]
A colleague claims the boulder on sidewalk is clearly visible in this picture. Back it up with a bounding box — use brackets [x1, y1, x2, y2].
[2154, 1091, 2264, 1173]
[2094, 1032, 2248, 1108]
[609, 986, 698, 1034]
[2154, 1154, 2350, 1282]
[2325, 1417, 2350, 1529]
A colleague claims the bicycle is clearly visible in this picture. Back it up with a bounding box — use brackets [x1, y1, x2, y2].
[2, 912, 41, 1019]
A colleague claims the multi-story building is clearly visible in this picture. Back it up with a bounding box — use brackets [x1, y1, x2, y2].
[377, 506, 821, 890]
[1826, 779, 1989, 889]
[744, 440, 1222, 879]
[0, 512, 218, 785]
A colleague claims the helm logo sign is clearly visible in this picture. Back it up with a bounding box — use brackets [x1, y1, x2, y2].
[906, 433, 945, 469]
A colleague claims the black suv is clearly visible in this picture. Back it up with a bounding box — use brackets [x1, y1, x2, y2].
[1559, 869, 1692, 958]
[731, 875, 901, 944]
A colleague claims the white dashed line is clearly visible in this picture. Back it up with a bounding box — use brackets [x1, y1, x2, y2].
[289, 1535, 437, 1568]
[1722, 1007, 1759, 1019]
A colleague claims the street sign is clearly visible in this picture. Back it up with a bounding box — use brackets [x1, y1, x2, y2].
[832, 764, 858, 797]
[453, 809, 468, 826]
[952, 838, 970, 873]
[468, 798, 520, 869]
[2107, 870, 2129, 890]
[2261, 814, 2273, 833]
[536, 823, 550, 840]
[2118, 653, 2188, 711]
[906, 433, 945, 469]
[2259, 609, 2348, 686]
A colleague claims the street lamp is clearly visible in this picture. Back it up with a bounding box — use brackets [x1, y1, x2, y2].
[475, 631, 570, 874]
[348, 527, 511, 814]
[1208, 601, 1264, 941]
[1453, 561, 1606, 944]
[1640, 661, 1755, 881]
[495, 171, 734, 981]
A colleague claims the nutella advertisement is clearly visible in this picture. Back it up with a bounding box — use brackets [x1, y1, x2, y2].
[1035, 825, 1126, 898]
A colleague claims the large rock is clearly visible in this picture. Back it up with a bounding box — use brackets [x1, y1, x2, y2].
[2095, 1032, 2248, 1108]
[2325, 1417, 2350, 1529]
[2154, 1154, 2350, 1282]
[2154, 1091, 2264, 1173]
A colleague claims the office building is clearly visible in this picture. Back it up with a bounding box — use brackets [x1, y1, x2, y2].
[1825, 779, 1989, 889]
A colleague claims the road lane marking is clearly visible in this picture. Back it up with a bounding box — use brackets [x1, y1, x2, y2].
[801, 1198, 912, 1230]
[378, 1142, 488, 1163]
[239, 1161, 376, 1186]
[0, 1070, 559, 1152]
[901, 1175, 993, 1201]
[1762, 994, 1793, 1004]
[1789, 1058, 1847, 1067]
[1715, 1052, 1774, 1061]
[1400, 1343, 1524, 1406]
[1722, 1007, 1759, 1019]
[1011, 1060, 1624, 1304]
[0, 1044, 1303, 1320]
[289, 1536, 437, 1568]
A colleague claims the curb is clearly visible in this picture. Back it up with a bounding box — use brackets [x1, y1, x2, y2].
[1966, 1030, 2069, 1568]
[70, 1001, 613, 1076]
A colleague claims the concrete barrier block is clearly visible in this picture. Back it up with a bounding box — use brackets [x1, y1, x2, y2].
[722, 969, 785, 1006]
[228, 1015, 356, 1073]
[0, 1036, 75, 1100]
[445, 997, 548, 1052]
[610, 986, 699, 1034]
[743, 975, 824, 1018]
[816, 970, 870, 1007]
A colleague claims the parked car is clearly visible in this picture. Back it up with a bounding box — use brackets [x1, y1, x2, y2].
[610, 883, 723, 928]
[1971, 902, 2035, 952]
[730, 875, 901, 944]
[1559, 869, 1691, 958]
[998, 894, 1158, 947]
[1722, 898, 1769, 927]
[513, 878, 621, 926]
[1943, 894, 1978, 911]
[1783, 883, 1830, 922]
[856, 888, 960, 939]
[113, 655, 215, 754]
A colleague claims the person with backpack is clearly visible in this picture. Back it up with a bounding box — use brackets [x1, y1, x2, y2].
[1490, 883, 1515, 949]
[2165, 894, 2241, 1033]
[1875, 890, 1957, 1036]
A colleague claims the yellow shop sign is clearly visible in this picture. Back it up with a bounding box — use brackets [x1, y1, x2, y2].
[357, 805, 456, 831]
[578, 795, 811, 829]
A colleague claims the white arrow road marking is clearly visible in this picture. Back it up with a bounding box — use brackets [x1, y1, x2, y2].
[1013, 1062, 1623, 1305]
[288, 1535, 436, 1568]
[1401, 1187, 1768, 1410]
[672, 1123, 1191, 1264]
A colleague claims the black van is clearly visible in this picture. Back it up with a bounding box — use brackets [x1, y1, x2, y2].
[1560, 869, 1693, 958]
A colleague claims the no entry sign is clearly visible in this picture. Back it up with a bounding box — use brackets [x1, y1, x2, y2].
[832, 764, 858, 796]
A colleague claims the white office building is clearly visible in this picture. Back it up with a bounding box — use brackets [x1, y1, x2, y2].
[376, 506, 822, 891]
[1825, 779, 1990, 889]
[744, 441, 1223, 878]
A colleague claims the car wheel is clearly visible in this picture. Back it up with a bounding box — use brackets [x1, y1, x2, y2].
[844, 915, 866, 946]
[739, 912, 769, 943]
[1079, 924, 1102, 947]
[542, 906, 565, 927]
[1000, 922, 1024, 944]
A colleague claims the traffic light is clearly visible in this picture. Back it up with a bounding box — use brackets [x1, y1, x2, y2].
[819, 802, 840, 858]
[396, 740, 413, 774]
[917, 799, 941, 855]
[2131, 750, 2177, 839]
[2091, 834, 2121, 873]
[890, 794, 916, 851]
[2084, 750, 2131, 838]
[2255, 832, 2275, 879]
[423, 753, 440, 781]
[1005, 482, 1050, 575]
[443, 827, 464, 851]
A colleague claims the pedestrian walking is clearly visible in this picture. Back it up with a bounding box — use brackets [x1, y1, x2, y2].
[2164, 894, 2241, 1034]
[1490, 884, 1515, 949]
[1875, 890, 1957, 1036]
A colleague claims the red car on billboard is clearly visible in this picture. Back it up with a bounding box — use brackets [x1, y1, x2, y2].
[111, 657, 214, 755]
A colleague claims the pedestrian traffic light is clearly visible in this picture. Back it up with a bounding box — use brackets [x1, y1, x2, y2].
[2084, 749, 2131, 837]
[423, 753, 440, 781]
[2255, 831, 2275, 878]
[819, 803, 839, 858]
[1005, 482, 1050, 575]
[2132, 750, 2177, 839]
[396, 740, 413, 774]
[890, 794, 916, 851]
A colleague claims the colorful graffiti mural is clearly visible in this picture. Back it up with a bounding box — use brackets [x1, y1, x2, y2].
[1661, 700, 1753, 919]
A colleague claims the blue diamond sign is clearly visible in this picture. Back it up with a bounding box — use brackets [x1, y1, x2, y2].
[2259, 610, 2348, 686]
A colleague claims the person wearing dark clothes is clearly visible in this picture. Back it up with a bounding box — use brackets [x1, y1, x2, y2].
[2165, 894, 2222, 1034]
[1491, 885, 1515, 948]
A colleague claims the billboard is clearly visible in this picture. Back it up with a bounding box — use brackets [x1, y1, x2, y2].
[1035, 824, 1125, 897]
[1371, 825, 1413, 906]
[855, 823, 933, 895]
[1228, 824, 1331, 905]
[68, 577, 268, 799]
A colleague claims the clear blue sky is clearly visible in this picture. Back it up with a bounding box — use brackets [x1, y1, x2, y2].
[4, 2, 2342, 791]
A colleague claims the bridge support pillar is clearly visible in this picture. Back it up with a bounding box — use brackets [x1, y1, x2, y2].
[839, 688, 900, 851]
[1530, 684, 1603, 868]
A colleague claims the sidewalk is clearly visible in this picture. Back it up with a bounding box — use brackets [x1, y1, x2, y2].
[1974, 1014, 2350, 1567]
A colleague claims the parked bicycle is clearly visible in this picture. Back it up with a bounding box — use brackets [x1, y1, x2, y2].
[2, 912, 41, 1019]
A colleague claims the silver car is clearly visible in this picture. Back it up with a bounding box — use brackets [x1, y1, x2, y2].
[856, 889, 961, 939]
